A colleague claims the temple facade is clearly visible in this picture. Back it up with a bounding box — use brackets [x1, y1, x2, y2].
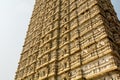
[15, 0, 120, 80]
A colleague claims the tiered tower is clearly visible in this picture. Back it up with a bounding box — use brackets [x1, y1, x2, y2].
[15, 0, 120, 80]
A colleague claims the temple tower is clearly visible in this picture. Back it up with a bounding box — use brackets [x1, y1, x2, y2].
[15, 0, 120, 80]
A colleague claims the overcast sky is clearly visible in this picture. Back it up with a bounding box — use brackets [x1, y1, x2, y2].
[0, 0, 119, 80]
[0, 0, 35, 80]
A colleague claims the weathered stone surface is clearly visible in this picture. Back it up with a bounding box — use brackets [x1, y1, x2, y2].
[15, 0, 120, 80]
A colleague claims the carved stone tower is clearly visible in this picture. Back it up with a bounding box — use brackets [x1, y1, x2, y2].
[15, 0, 120, 80]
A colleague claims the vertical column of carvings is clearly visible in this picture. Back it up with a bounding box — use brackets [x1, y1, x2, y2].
[35, 0, 48, 80]
[23, 0, 40, 79]
[57, 0, 71, 80]
[67, 0, 73, 80]
[81, 1, 101, 79]
[76, 0, 98, 79]
[33, 0, 44, 80]
[35, 0, 60, 80]
[76, 0, 110, 79]
[54, 0, 60, 80]
[47, 0, 60, 79]
[81, 0, 108, 79]
[69, 0, 83, 80]
[15, 0, 41, 80]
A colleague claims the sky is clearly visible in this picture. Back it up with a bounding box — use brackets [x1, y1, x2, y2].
[0, 0, 119, 80]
